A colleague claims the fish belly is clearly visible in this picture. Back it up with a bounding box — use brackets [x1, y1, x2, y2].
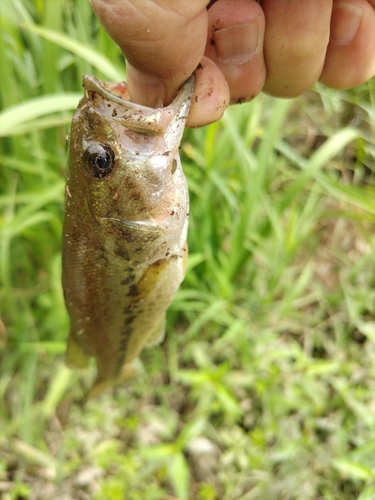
[64, 242, 187, 398]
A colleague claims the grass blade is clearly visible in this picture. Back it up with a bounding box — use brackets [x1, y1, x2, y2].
[22, 24, 126, 81]
[0, 94, 81, 136]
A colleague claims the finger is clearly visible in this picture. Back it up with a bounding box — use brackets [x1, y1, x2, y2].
[127, 57, 230, 128]
[90, 0, 208, 104]
[260, 0, 333, 97]
[205, 0, 266, 104]
[187, 57, 230, 127]
[319, 0, 375, 89]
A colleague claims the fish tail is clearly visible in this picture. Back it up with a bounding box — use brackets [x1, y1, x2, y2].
[87, 359, 142, 400]
[87, 378, 114, 400]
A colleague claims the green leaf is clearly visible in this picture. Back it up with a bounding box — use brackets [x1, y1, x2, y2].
[357, 484, 375, 500]
[356, 320, 375, 342]
[22, 24, 125, 81]
[0, 94, 81, 136]
[40, 364, 73, 418]
[168, 452, 190, 500]
[14, 342, 66, 354]
[177, 418, 206, 449]
[306, 360, 341, 376]
[12, 439, 57, 471]
[333, 459, 373, 480]
[1, 211, 56, 238]
[279, 127, 360, 210]
[141, 444, 176, 460]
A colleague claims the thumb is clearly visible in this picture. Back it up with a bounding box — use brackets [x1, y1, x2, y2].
[90, 0, 208, 104]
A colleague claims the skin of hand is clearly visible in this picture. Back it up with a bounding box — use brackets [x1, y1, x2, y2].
[89, 0, 375, 127]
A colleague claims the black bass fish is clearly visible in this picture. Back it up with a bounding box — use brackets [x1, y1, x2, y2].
[62, 75, 194, 398]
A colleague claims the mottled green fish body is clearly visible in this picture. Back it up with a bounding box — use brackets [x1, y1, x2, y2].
[62, 75, 194, 398]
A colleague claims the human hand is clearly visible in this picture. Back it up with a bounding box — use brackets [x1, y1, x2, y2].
[89, 0, 375, 127]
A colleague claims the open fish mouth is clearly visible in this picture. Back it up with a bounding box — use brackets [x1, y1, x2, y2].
[83, 75, 130, 103]
[82, 74, 195, 136]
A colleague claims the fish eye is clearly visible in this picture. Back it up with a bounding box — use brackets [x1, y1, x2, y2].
[85, 143, 115, 179]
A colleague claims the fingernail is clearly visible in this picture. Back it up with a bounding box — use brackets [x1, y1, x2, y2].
[330, 2, 363, 46]
[214, 22, 258, 65]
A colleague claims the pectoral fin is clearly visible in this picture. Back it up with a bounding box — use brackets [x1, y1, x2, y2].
[146, 316, 166, 346]
[136, 258, 169, 297]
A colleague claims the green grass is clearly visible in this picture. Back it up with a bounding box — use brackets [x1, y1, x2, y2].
[1, 1, 375, 499]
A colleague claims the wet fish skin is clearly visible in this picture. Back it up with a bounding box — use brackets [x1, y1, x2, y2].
[62, 75, 194, 398]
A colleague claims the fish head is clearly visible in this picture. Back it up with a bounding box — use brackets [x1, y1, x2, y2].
[66, 75, 194, 266]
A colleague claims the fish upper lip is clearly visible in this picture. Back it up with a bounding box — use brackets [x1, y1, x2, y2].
[83, 74, 195, 112]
